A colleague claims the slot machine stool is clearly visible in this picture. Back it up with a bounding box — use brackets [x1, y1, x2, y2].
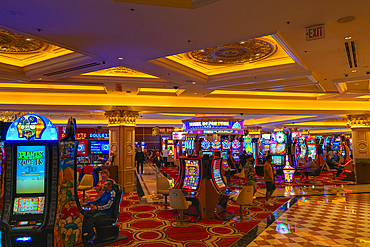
[169, 189, 192, 227]
[233, 186, 254, 222]
[157, 177, 171, 210]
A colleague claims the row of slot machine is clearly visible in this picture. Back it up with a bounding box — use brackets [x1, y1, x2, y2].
[199, 139, 242, 162]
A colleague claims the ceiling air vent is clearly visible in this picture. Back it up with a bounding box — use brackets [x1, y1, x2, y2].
[43, 62, 102, 77]
[344, 41, 357, 69]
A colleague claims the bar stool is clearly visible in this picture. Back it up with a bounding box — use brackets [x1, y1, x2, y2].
[157, 177, 171, 210]
[78, 165, 94, 202]
[234, 168, 245, 188]
[233, 185, 254, 222]
[169, 189, 192, 227]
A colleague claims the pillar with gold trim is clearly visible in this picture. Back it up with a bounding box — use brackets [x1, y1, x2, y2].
[105, 110, 139, 192]
[347, 115, 370, 182]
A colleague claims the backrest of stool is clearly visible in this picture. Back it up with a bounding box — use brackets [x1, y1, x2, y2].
[236, 185, 253, 205]
[169, 189, 188, 210]
[84, 165, 94, 174]
[157, 177, 170, 191]
[111, 183, 123, 222]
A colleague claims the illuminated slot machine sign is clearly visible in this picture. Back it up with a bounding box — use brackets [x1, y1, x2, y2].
[283, 155, 295, 183]
[270, 132, 286, 169]
[167, 140, 175, 156]
[306, 138, 317, 159]
[333, 138, 341, 151]
[201, 140, 211, 151]
[232, 140, 241, 162]
[243, 137, 253, 154]
[221, 139, 231, 150]
[212, 140, 221, 151]
[90, 140, 109, 155]
[211, 158, 226, 191]
[180, 159, 202, 197]
[77, 140, 88, 156]
[298, 138, 307, 159]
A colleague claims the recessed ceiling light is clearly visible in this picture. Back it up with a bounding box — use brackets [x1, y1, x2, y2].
[256, 53, 260, 56]
[218, 60, 223, 62]
[1, 47, 7, 51]
[355, 83, 359, 85]
[7, 10, 18, 16]
[240, 41, 245, 44]
[337, 16, 355, 23]
[25, 38, 31, 41]
[345, 36, 352, 40]
[352, 70, 357, 72]
[192, 81, 196, 85]
[118, 57, 123, 60]
[199, 49, 205, 52]
[37, 77, 43, 80]
[194, 93, 197, 94]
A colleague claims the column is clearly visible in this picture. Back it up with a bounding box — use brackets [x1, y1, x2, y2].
[105, 110, 139, 192]
[347, 115, 370, 181]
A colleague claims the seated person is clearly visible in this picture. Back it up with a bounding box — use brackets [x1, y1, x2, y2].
[331, 151, 340, 164]
[326, 154, 343, 177]
[300, 157, 317, 181]
[96, 169, 116, 197]
[83, 180, 117, 242]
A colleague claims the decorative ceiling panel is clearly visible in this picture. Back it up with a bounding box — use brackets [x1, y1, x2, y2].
[0, 29, 74, 67]
[82, 66, 157, 78]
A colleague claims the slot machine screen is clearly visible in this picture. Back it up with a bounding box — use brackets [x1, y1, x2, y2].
[16, 146, 46, 194]
[270, 143, 286, 155]
[221, 151, 227, 159]
[181, 160, 200, 190]
[212, 159, 226, 189]
[13, 196, 45, 215]
[272, 156, 284, 166]
[90, 140, 109, 154]
[77, 140, 88, 156]
[201, 151, 213, 156]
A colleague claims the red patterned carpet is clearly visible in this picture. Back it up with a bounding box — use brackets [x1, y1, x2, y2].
[99, 192, 291, 247]
[161, 167, 355, 190]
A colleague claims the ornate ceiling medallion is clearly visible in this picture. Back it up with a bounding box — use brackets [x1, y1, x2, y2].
[0, 29, 47, 53]
[189, 39, 274, 65]
[99, 66, 149, 76]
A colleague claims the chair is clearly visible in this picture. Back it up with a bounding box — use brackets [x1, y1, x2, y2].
[306, 166, 323, 185]
[233, 186, 254, 222]
[78, 174, 94, 202]
[169, 189, 192, 227]
[94, 184, 125, 244]
[324, 163, 337, 179]
[157, 177, 171, 210]
[234, 168, 245, 188]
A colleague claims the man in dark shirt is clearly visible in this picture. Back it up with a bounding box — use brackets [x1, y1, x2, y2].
[83, 180, 117, 242]
[326, 154, 342, 177]
[239, 150, 247, 169]
[331, 151, 340, 164]
[135, 149, 145, 174]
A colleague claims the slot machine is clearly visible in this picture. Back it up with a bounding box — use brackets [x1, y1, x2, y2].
[297, 137, 307, 160]
[232, 139, 241, 163]
[270, 132, 287, 170]
[2, 114, 59, 246]
[167, 140, 175, 156]
[305, 137, 317, 160]
[200, 140, 212, 157]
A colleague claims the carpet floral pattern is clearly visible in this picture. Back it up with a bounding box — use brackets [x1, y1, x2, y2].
[97, 192, 291, 247]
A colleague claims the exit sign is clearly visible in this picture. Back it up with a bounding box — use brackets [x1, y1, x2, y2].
[306, 24, 325, 41]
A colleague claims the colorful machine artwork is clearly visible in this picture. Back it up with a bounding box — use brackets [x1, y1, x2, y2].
[6, 114, 58, 141]
[283, 155, 295, 183]
[201, 140, 211, 150]
[211, 140, 221, 150]
[221, 139, 231, 150]
[54, 141, 84, 247]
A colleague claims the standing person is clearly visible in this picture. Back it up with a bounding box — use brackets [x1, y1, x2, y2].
[244, 155, 257, 197]
[239, 150, 247, 170]
[143, 147, 148, 164]
[153, 151, 163, 177]
[135, 148, 145, 175]
[264, 155, 276, 206]
[162, 147, 169, 167]
[226, 151, 235, 186]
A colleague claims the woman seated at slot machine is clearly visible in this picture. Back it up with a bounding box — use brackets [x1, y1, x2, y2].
[96, 169, 116, 197]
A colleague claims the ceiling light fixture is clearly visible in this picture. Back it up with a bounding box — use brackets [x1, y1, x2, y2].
[199, 49, 205, 52]
[352, 70, 357, 72]
[194, 93, 197, 94]
[7, 10, 18, 16]
[345, 36, 352, 40]
[256, 53, 260, 56]
[192, 81, 196, 85]
[118, 57, 123, 60]
[218, 60, 223, 62]
[240, 41, 245, 44]
[25, 38, 31, 41]
[337, 16, 356, 23]
[355, 83, 359, 85]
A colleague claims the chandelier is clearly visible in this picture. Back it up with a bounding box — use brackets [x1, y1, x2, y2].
[0, 111, 31, 122]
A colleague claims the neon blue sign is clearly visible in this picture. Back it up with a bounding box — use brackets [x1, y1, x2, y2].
[89, 133, 109, 139]
[15, 236, 32, 242]
[6, 114, 58, 141]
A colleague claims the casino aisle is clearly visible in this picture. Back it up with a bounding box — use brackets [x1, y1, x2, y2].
[244, 193, 370, 247]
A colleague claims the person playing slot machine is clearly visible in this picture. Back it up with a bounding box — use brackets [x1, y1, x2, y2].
[83, 179, 117, 243]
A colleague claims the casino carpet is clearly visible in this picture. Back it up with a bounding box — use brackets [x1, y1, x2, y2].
[160, 167, 355, 190]
[78, 189, 291, 246]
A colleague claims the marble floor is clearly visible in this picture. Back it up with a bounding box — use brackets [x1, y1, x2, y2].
[247, 193, 370, 247]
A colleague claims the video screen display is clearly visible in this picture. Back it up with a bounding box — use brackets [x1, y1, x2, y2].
[212, 159, 226, 189]
[13, 196, 45, 215]
[262, 134, 271, 140]
[272, 156, 284, 166]
[201, 151, 213, 156]
[90, 141, 109, 154]
[270, 143, 286, 155]
[182, 160, 200, 190]
[16, 146, 45, 194]
[333, 142, 340, 151]
[77, 140, 88, 156]
[221, 151, 227, 159]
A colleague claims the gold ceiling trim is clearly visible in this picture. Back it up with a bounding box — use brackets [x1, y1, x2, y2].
[0, 29, 47, 53]
[0, 29, 74, 67]
[82, 66, 157, 78]
[348, 114, 370, 128]
[189, 39, 274, 65]
[104, 110, 139, 126]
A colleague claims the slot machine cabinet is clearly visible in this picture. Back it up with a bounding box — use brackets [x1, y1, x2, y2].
[207, 158, 236, 220]
[305, 138, 317, 160]
[176, 158, 206, 220]
[2, 114, 59, 247]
